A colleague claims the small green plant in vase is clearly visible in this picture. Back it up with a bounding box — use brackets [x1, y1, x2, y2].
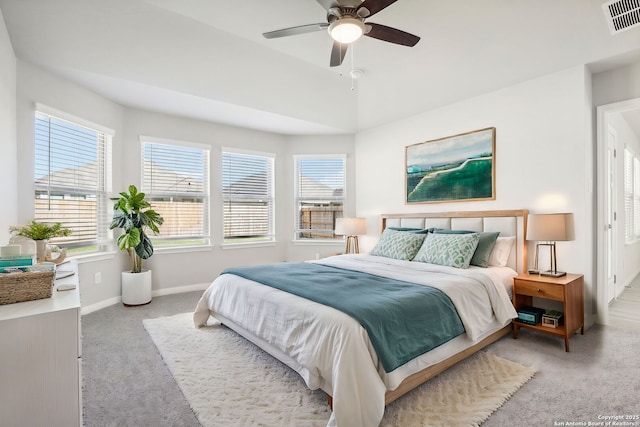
[9, 220, 72, 262]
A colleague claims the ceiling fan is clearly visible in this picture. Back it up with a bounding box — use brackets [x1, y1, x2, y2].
[262, 0, 420, 67]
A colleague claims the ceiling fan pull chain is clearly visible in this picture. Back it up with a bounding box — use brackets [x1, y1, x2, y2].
[350, 44, 356, 91]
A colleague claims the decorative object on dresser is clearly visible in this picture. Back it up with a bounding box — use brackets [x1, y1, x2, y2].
[8, 220, 72, 262]
[405, 127, 495, 204]
[0, 263, 56, 305]
[526, 213, 575, 277]
[512, 273, 584, 352]
[110, 185, 164, 306]
[334, 217, 366, 254]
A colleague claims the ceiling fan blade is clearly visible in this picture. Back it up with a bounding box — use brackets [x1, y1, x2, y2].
[330, 41, 348, 67]
[357, 0, 397, 17]
[365, 22, 420, 46]
[263, 23, 328, 39]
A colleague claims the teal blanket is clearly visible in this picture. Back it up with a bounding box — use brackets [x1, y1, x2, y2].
[221, 263, 465, 372]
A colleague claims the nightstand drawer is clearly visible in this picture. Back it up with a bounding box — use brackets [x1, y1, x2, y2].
[514, 280, 564, 301]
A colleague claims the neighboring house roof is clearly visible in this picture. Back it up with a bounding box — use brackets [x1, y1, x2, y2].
[35, 160, 204, 195]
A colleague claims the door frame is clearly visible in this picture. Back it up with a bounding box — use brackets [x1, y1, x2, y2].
[596, 97, 640, 324]
[605, 124, 618, 303]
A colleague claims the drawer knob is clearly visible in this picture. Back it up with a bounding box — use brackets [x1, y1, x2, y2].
[537, 288, 541, 292]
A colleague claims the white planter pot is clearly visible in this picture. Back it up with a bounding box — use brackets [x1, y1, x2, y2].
[121, 270, 152, 306]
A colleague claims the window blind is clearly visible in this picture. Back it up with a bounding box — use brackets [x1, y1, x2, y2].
[141, 139, 210, 246]
[294, 156, 345, 240]
[34, 111, 111, 250]
[222, 150, 275, 242]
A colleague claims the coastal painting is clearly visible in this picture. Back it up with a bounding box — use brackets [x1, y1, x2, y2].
[405, 127, 496, 204]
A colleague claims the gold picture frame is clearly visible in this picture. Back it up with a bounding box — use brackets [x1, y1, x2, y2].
[405, 127, 496, 204]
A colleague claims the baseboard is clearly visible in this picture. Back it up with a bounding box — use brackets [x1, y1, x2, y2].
[152, 283, 210, 297]
[80, 283, 210, 315]
[81, 296, 122, 315]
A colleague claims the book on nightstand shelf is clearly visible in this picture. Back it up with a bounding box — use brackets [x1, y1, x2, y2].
[542, 310, 564, 328]
[515, 306, 545, 325]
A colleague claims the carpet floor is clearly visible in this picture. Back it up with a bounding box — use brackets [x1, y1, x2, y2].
[82, 292, 640, 427]
[143, 313, 535, 427]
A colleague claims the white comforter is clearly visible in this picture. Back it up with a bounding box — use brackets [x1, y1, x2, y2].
[193, 254, 518, 427]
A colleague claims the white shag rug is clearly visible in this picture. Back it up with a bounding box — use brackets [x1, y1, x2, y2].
[143, 313, 535, 427]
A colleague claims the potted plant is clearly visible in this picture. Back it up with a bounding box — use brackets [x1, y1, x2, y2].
[110, 185, 163, 306]
[9, 220, 72, 262]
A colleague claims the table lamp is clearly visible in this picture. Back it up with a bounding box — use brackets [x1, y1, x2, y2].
[526, 213, 575, 277]
[335, 218, 366, 254]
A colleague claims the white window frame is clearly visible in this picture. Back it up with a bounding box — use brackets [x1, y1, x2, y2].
[293, 154, 346, 242]
[221, 148, 276, 246]
[33, 104, 113, 254]
[140, 136, 211, 250]
[624, 146, 640, 244]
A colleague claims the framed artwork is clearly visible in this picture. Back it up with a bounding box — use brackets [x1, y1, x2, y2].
[405, 127, 496, 204]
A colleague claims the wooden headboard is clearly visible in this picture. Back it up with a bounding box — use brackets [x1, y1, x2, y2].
[381, 209, 529, 274]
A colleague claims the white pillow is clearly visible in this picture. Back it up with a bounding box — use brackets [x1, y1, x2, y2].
[487, 236, 515, 267]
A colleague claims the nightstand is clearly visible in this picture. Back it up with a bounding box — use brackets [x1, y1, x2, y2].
[512, 273, 584, 352]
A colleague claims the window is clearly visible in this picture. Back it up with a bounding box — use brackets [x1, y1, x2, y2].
[34, 107, 112, 253]
[294, 155, 345, 240]
[141, 137, 210, 248]
[624, 147, 640, 243]
[222, 149, 275, 243]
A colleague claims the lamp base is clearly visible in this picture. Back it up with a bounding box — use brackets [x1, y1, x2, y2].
[540, 270, 566, 278]
[344, 235, 360, 254]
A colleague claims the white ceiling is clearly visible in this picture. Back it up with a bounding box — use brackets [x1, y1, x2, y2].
[1, 0, 640, 135]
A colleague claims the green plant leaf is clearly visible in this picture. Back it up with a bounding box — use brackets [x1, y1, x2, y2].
[135, 232, 154, 259]
[117, 227, 140, 251]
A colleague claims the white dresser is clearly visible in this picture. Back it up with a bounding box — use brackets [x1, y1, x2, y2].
[0, 260, 81, 427]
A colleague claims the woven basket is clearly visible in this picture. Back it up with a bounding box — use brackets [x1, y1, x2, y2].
[0, 271, 55, 305]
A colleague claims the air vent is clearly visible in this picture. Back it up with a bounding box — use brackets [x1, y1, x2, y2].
[603, 0, 640, 34]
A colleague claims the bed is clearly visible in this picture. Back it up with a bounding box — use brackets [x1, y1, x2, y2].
[194, 209, 528, 427]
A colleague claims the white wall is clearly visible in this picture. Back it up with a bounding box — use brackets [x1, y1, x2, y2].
[0, 9, 17, 245]
[355, 66, 595, 324]
[593, 61, 640, 106]
[608, 113, 640, 290]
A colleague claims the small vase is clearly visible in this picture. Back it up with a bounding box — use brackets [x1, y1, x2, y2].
[35, 240, 48, 263]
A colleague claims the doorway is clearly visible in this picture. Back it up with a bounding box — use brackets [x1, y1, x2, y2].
[597, 97, 640, 328]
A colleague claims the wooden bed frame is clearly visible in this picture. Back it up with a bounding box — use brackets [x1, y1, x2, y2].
[329, 209, 528, 407]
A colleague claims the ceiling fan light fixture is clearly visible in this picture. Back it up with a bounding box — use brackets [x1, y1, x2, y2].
[329, 18, 365, 44]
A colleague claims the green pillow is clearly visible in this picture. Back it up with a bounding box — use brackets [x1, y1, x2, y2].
[387, 227, 430, 234]
[414, 233, 480, 269]
[433, 229, 500, 268]
[370, 229, 427, 260]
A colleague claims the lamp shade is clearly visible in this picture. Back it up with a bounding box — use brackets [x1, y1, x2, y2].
[335, 218, 366, 236]
[526, 213, 575, 242]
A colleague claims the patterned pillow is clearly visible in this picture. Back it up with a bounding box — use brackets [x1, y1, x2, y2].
[413, 233, 480, 268]
[432, 229, 500, 268]
[370, 229, 427, 261]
